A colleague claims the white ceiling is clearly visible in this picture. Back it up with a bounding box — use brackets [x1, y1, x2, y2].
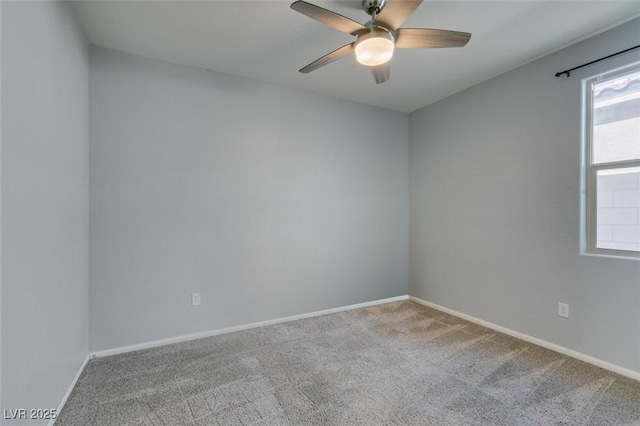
[73, 0, 640, 112]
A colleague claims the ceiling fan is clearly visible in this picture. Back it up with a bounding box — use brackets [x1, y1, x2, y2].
[290, 0, 471, 84]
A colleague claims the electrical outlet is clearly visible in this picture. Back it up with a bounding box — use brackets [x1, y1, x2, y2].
[192, 293, 201, 306]
[558, 302, 569, 318]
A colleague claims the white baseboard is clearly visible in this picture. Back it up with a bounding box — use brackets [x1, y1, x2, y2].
[90, 295, 410, 358]
[49, 354, 90, 426]
[409, 296, 640, 382]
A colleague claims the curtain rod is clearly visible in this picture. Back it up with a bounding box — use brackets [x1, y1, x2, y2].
[554, 44, 640, 78]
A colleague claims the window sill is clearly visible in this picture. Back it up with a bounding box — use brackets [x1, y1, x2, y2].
[581, 251, 640, 261]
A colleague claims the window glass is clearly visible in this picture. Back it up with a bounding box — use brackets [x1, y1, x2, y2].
[593, 70, 640, 164]
[595, 167, 640, 252]
[587, 66, 640, 256]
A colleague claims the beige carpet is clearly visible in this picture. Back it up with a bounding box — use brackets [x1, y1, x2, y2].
[57, 301, 640, 425]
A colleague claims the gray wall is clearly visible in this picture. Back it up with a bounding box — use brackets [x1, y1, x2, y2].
[89, 47, 409, 351]
[1, 1, 88, 423]
[1, 0, 4, 415]
[409, 18, 640, 372]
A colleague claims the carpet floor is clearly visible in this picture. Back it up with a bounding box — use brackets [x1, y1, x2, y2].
[57, 301, 640, 425]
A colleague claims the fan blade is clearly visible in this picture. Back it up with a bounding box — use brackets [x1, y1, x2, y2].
[375, 0, 423, 31]
[395, 28, 471, 48]
[370, 63, 391, 84]
[299, 43, 355, 73]
[291, 1, 367, 35]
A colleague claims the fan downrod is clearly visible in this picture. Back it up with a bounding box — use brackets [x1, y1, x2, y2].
[362, 0, 388, 16]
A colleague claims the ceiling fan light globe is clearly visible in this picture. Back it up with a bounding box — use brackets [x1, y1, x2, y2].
[354, 29, 395, 67]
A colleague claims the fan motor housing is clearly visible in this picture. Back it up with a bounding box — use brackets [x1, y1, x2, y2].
[362, 0, 388, 16]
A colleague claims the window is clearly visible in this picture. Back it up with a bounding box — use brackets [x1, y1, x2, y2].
[585, 66, 640, 258]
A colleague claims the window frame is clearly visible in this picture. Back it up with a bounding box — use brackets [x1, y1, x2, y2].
[583, 64, 640, 259]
